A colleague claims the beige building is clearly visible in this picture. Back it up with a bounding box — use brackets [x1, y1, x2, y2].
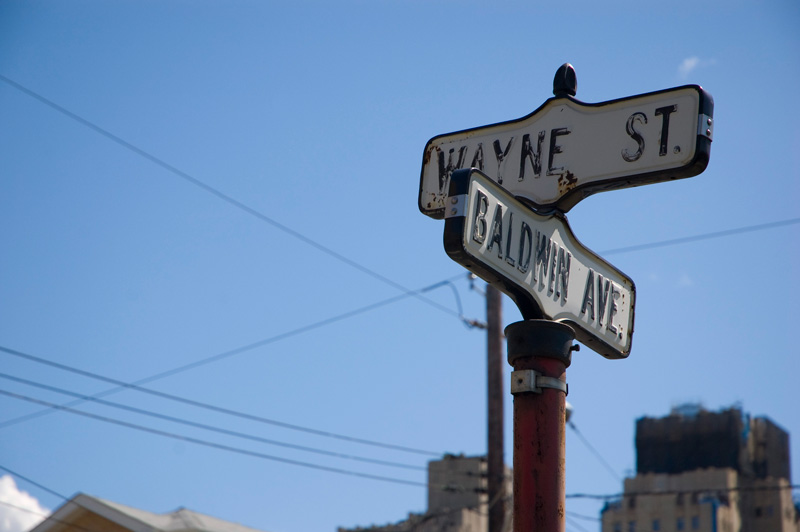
[339, 454, 511, 532]
[601, 469, 741, 532]
[601, 405, 799, 532]
[31, 493, 267, 532]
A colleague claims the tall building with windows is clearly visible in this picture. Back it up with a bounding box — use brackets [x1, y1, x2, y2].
[601, 405, 798, 532]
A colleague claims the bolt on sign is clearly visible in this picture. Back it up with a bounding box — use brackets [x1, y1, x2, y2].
[444, 169, 635, 359]
[419, 85, 714, 217]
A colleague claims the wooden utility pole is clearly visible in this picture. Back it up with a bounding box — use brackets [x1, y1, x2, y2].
[486, 285, 505, 532]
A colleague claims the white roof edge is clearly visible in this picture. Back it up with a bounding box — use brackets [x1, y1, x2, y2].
[31, 494, 158, 532]
[30, 493, 268, 532]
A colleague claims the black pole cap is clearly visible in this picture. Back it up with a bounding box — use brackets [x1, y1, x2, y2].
[553, 63, 577, 98]
[505, 320, 576, 367]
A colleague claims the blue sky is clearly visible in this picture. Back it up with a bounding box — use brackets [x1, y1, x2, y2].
[1, 2, 798, 532]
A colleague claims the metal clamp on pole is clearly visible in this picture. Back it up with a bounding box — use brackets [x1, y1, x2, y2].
[510, 369, 568, 396]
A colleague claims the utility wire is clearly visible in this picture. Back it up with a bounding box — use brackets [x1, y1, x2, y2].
[0, 389, 427, 488]
[4, 75, 798, 287]
[4, 71, 796, 257]
[424, 276, 487, 329]
[6, 73, 799, 498]
[0, 471, 102, 532]
[4, 459, 796, 532]
[600, 217, 800, 255]
[0, 274, 467, 456]
[8, 71, 800, 532]
[566, 511, 601, 522]
[0, 465, 70, 501]
[0, 501, 49, 524]
[0, 466, 94, 532]
[0, 372, 425, 471]
[7, 75, 795, 313]
[568, 421, 622, 482]
[0, 76, 477, 458]
[566, 483, 800, 500]
[0, 501, 99, 532]
[0, 74, 459, 320]
[0, 343, 439, 457]
[564, 514, 592, 532]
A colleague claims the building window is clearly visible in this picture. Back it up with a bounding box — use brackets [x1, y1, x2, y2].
[652, 519, 660, 531]
[691, 515, 699, 529]
[613, 522, 621, 532]
[676, 493, 684, 506]
[676, 517, 685, 531]
[628, 521, 636, 532]
[628, 496, 636, 509]
[755, 507, 762, 517]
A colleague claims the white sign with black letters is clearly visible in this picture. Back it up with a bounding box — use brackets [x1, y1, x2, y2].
[421, 85, 713, 217]
[444, 169, 635, 359]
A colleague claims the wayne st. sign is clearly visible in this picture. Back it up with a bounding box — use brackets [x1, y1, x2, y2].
[420, 85, 714, 217]
[444, 169, 635, 359]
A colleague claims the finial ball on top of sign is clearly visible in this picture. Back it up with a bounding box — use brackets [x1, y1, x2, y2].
[553, 63, 577, 98]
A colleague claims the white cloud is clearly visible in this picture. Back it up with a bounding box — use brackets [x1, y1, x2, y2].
[678, 56, 700, 79]
[676, 273, 694, 287]
[0, 476, 50, 532]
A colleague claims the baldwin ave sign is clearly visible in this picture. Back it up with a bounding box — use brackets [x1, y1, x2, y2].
[444, 168, 635, 359]
[419, 83, 713, 217]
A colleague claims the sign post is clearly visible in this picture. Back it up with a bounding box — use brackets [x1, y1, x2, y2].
[421, 64, 713, 532]
[506, 319, 575, 532]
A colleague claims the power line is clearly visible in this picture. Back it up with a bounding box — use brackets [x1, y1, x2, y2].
[568, 421, 622, 482]
[566, 511, 601, 522]
[423, 277, 487, 329]
[564, 514, 592, 532]
[0, 388, 427, 488]
[0, 465, 70, 501]
[5, 72, 800, 509]
[6, 75, 796, 311]
[0, 274, 468, 456]
[566, 483, 800, 500]
[0, 500, 49, 523]
[0, 343, 440, 457]
[0, 501, 99, 532]
[0, 467, 97, 532]
[600, 217, 800, 255]
[0, 73, 460, 320]
[0, 467, 105, 532]
[0, 372, 425, 471]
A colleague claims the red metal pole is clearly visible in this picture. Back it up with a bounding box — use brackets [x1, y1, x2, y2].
[506, 320, 575, 532]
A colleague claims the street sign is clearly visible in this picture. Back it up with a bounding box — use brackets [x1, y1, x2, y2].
[420, 84, 714, 217]
[444, 168, 635, 359]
